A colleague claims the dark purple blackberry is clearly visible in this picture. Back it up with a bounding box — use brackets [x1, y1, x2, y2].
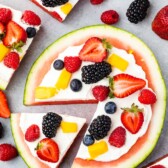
[42, 112, 62, 138]
[88, 115, 111, 140]
[0, 122, 3, 138]
[41, 0, 69, 7]
[81, 61, 112, 84]
[126, 0, 150, 24]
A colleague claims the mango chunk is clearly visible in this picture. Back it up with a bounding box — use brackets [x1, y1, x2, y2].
[0, 43, 10, 61]
[107, 53, 129, 71]
[55, 68, 72, 90]
[60, 2, 73, 15]
[88, 140, 108, 159]
[35, 87, 57, 99]
[61, 121, 78, 133]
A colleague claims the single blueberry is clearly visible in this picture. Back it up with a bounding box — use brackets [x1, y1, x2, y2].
[83, 134, 95, 146]
[105, 102, 117, 114]
[70, 79, 82, 92]
[26, 27, 36, 38]
[53, 59, 64, 70]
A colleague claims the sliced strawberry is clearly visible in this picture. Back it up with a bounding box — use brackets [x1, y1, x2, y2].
[0, 8, 12, 25]
[3, 21, 27, 50]
[0, 22, 5, 39]
[36, 138, 59, 163]
[110, 74, 146, 98]
[79, 37, 110, 62]
[121, 103, 144, 134]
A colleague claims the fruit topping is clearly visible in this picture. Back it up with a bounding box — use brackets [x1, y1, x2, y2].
[101, 10, 119, 25]
[3, 21, 27, 51]
[0, 122, 3, 138]
[90, 0, 104, 5]
[92, 85, 109, 101]
[36, 138, 59, 163]
[0, 22, 5, 39]
[0, 90, 10, 118]
[126, 0, 150, 24]
[60, 2, 72, 15]
[108, 126, 126, 148]
[107, 53, 129, 71]
[88, 115, 111, 140]
[4, 52, 20, 70]
[0, 43, 10, 62]
[35, 87, 57, 99]
[53, 59, 64, 70]
[22, 10, 41, 26]
[105, 102, 117, 114]
[26, 27, 36, 38]
[121, 103, 144, 134]
[88, 140, 108, 159]
[152, 6, 168, 40]
[0, 144, 18, 161]
[64, 56, 82, 73]
[70, 79, 82, 92]
[41, 0, 69, 7]
[79, 37, 110, 62]
[138, 89, 157, 104]
[61, 121, 78, 133]
[83, 135, 95, 146]
[25, 124, 40, 142]
[150, 165, 166, 168]
[109, 74, 146, 98]
[82, 61, 111, 84]
[55, 68, 72, 90]
[42, 112, 62, 138]
[0, 8, 12, 25]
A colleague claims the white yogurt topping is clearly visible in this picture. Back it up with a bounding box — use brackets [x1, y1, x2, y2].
[20, 113, 86, 168]
[147, 157, 168, 167]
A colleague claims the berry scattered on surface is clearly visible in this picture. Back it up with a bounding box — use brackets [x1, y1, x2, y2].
[88, 115, 111, 140]
[83, 134, 95, 146]
[126, 0, 150, 24]
[92, 85, 109, 101]
[108, 126, 126, 148]
[101, 10, 119, 25]
[70, 79, 82, 92]
[41, 0, 69, 7]
[150, 165, 166, 168]
[0, 144, 18, 161]
[0, 122, 3, 138]
[26, 27, 36, 38]
[4, 52, 20, 70]
[0, 8, 12, 25]
[53, 59, 64, 70]
[105, 102, 117, 114]
[64, 56, 82, 73]
[42, 112, 62, 138]
[82, 61, 112, 84]
[90, 0, 104, 5]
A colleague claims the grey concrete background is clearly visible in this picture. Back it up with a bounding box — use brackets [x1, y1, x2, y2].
[0, 0, 168, 167]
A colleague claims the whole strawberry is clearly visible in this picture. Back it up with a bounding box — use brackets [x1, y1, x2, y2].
[0, 144, 18, 161]
[0, 8, 12, 25]
[4, 52, 20, 70]
[90, 0, 104, 5]
[152, 6, 168, 40]
[101, 10, 119, 25]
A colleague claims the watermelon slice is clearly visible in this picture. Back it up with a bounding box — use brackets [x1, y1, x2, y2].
[10, 113, 86, 168]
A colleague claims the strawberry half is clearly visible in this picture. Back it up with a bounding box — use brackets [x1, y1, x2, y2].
[79, 37, 110, 62]
[36, 138, 59, 163]
[3, 21, 27, 51]
[121, 103, 144, 134]
[0, 22, 5, 39]
[109, 74, 146, 98]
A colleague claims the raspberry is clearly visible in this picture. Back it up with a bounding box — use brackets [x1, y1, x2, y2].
[64, 56, 82, 73]
[0, 8, 12, 25]
[22, 10, 41, 26]
[4, 52, 20, 70]
[101, 10, 119, 25]
[90, 0, 104, 5]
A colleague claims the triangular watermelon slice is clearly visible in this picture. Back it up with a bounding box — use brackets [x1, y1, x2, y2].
[10, 113, 86, 168]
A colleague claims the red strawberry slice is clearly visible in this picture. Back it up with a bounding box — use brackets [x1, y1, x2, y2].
[0, 22, 5, 34]
[79, 37, 109, 62]
[36, 138, 59, 163]
[0, 8, 12, 25]
[111, 74, 146, 98]
[121, 103, 144, 134]
[3, 21, 27, 50]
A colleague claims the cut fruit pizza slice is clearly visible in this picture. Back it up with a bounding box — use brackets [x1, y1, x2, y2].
[10, 113, 86, 168]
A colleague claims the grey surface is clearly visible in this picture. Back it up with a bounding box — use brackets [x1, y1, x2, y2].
[0, 0, 168, 167]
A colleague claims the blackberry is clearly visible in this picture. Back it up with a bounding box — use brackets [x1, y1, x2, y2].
[41, 0, 69, 7]
[81, 61, 112, 84]
[42, 112, 62, 138]
[126, 0, 150, 24]
[88, 115, 111, 140]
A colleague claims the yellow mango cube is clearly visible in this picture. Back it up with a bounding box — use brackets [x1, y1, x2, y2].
[0, 43, 10, 61]
[88, 141, 108, 159]
[61, 121, 78, 133]
[60, 2, 73, 15]
[107, 53, 129, 71]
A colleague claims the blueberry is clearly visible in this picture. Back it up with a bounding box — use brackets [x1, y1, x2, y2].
[83, 134, 95, 146]
[70, 79, 82, 92]
[26, 27, 36, 38]
[53, 60, 64, 70]
[105, 102, 117, 114]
